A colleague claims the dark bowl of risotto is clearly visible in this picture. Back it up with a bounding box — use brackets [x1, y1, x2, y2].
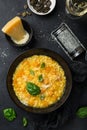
[6, 48, 72, 113]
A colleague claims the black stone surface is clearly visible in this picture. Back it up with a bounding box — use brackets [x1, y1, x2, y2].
[0, 0, 87, 130]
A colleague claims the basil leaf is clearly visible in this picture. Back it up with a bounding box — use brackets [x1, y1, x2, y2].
[76, 107, 87, 118]
[41, 62, 45, 68]
[30, 69, 35, 75]
[3, 108, 16, 121]
[38, 74, 44, 82]
[26, 82, 41, 96]
[22, 117, 28, 127]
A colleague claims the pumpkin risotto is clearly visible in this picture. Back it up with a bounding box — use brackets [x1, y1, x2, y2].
[12, 55, 66, 108]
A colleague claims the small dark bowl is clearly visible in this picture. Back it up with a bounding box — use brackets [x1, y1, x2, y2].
[6, 48, 72, 113]
[5, 19, 33, 47]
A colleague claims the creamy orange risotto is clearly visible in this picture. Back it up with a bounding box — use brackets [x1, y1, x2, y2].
[12, 55, 66, 108]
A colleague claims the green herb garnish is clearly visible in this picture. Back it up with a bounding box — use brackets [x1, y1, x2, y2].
[38, 74, 44, 82]
[22, 117, 28, 127]
[3, 108, 16, 121]
[41, 62, 45, 68]
[40, 94, 45, 100]
[76, 106, 87, 118]
[26, 82, 41, 96]
[30, 69, 35, 75]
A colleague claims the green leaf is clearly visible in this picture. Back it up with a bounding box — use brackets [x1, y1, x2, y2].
[22, 117, 28, 127]
[40, 94, 45, 100]
[41, 62, 45, 68]
[30, 69, 35, 75]
[76, 107, 87, 118]
[26, 82, 41, 96]
[3, 108, 16, 121]
[38, 74, 44, 82]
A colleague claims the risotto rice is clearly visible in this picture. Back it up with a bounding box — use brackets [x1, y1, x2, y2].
[12, 55, 66, 108]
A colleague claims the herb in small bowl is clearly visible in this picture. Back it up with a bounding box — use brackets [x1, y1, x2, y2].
[3, 108, 16, 121]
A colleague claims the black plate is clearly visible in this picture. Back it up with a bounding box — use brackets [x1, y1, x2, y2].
[5, 19, 33, 47]
[6, 48, 72, 113]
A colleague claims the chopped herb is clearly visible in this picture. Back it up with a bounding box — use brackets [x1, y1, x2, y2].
[22, 11, 27, 17]
[30, 0, 52, 13]
[24, 4, 28, 10]
[22, 117, 28, 127]
[41, 62, 45, 68]
[26, 82, 41, 96]
[30, 69, 35, 75]
[76, 106, 87, 118]
[26, 11, 32, 15]
[17, 11, 32, 17]
[40, 94, 45, 100]
[17, 3, 32, 18]
[30, 0, 37, 6]
[38, 74, 44, 82]
[3, 108, 16, 121]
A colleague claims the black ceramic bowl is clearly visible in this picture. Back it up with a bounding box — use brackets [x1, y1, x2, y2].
[5, 19, 33, 47]
[6, 48, 72, 113]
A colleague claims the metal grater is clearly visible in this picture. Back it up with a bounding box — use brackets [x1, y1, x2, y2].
[51, 23, 86, 60]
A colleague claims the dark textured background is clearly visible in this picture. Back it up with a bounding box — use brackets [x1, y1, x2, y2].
[0, 0, 87, 130]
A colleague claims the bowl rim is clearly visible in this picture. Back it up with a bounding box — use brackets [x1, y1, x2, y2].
[5, 19, 33, 47]
[27, 0, 56, 15]
[6, 48, 72, 113]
